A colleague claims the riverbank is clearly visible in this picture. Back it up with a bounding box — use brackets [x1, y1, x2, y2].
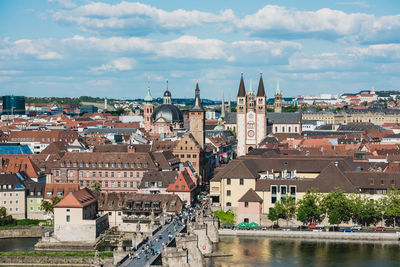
[0, 226, 53, 238]
[0, 251, 113, 267]
[219, 229, 400, 241]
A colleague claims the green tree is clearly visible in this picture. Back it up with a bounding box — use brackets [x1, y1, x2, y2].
[349, 195, 381, 227]
[268, 198, 296, 226]
[90, 181, 102, 193]
[322, 189, 352, 226]
[0, 207, 16, 226]
[381, 189, 400, 227]
[40, 196, 62, 223]
[296, 189, 325, 224]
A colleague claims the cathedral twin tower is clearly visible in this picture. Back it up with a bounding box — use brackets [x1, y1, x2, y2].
[236, 73, 267, 157]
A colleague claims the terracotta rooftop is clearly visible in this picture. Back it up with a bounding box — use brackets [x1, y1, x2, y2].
[55, 187, 96, 208]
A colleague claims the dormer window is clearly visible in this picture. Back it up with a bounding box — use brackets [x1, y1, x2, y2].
[61, 162, 64, 167]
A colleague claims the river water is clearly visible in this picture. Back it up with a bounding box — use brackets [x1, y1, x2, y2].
[208, 236, 400, 267]
[0, 237, 39, 252]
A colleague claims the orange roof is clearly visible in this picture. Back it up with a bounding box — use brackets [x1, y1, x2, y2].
[167, 170, 196, 192]
[1, 157, 42, 178]
[44, 183, 80, 199]
[55, 188, 96, 208]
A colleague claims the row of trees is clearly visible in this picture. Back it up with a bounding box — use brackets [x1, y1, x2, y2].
[268, 188, 400, 227]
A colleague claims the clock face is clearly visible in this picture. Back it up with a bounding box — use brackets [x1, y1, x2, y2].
[248, 130, 255, 137]
[249, 113, 254, 119]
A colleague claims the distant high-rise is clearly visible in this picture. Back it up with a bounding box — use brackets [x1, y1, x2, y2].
[2, 95, 25, 115]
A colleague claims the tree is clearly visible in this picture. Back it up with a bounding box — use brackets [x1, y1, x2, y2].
[349, 195, 381, 227]
[0, 207, 16, 226]
[296, 189, 325, 224]
[40, 196, 62, 223]
[281, 196, 296, 226]
[322, 189, 352, 226]
[381, 189, 400, 227]
[268, 197, 296, 226]
[90, 181, 102, 193]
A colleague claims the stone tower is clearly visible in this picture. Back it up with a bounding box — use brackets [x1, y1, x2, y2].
[236, 73, 267, 157]
[189, 83, 205, 149]
[144, 80, 153, 132]
[274, 80, 282, 113]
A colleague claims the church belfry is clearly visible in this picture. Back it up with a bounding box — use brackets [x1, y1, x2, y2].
[163, 80, 172, 104]
[144, 80, 153, 132]
[236, 73, 267, 157]
[274, 80, 282, 113]
[189, 83, 205, 149]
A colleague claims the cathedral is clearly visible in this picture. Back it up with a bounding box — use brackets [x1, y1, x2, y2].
[236, 73, 267, 157]
[143, 81, 184, 136]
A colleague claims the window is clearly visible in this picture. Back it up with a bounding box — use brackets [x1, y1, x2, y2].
[118, 181, 121, 188]
[105, 182, 108, 188]
[145, 182, 149, 187]
[92, 171, 96, 177]
[370, 178, 374, 185]
[244, 218, 249, 223]
[158, 181, 162, 187]
[105, 172, 108, 178]
[244, 202, 248, 208]
[66, 215, 70, 222]
[182, 185, 185, 190]
[111, 172, 114, 178]
[124, 172, 127, 178]
[30, 199, 33, 203]
[130, 182, 133, 187]
[118, 212, 121, 216]
[227, 178, 231, 185]
[175, 185, 179, 190]
[280, 185, 287, 195]
[130, 172, 133, 178]
[391, 179, 395, 185]
[226, 202, 231, 207]
[240, 179, 244, 185]
[30, 207, 33, 211]
[99, 172, 102, 178]
[227, 190, 231, 196]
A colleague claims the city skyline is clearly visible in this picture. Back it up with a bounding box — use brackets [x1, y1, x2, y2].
[1, 0, 400, 99]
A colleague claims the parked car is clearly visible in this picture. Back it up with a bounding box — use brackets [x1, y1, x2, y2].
[350, 225, 362, 231]
[308, 222, 325, 229]
[342, 228, 354, 232]
[372, 227, 386, 231]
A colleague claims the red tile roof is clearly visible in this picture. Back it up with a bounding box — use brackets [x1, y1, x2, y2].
[55, 187, 96, 208]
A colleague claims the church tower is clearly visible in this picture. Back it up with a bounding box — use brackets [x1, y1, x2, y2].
[163, 80, 172, 104]
[236, 73, 247, 157]
[237, 73, 267, 157]
[274, 80, 282, 113]
[256, 73, 266, 145]
[189, 83, 205, 149]
[144, 80, 153, 132]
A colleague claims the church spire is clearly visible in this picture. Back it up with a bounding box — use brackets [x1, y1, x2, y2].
[144, 79, 153, 104]
[257, 73, 266, 97]
[275, 80, 281, 95]
[191, 83, 204, 111]
[249, 79, 254, 94]
[237, 73, 246, 97]
[163, 79, 171, 104]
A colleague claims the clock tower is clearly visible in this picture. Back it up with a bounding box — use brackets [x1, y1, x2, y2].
[236, 73, 266, 157]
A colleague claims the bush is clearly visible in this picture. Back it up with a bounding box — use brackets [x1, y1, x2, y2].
[16, 219, 46, 226]
[213, 209, 236, 224]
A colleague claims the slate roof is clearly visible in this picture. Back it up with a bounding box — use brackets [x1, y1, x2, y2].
[267, 113, 302, 124]
[237, 74, 246, 97]
[224, 112, 237, 124]
[238, 188, 263, 203]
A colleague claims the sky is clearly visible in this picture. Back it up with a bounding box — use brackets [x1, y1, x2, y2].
[1, 0, 400, 99]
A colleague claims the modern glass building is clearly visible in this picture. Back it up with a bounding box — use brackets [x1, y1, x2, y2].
[2, 95, 25, 115]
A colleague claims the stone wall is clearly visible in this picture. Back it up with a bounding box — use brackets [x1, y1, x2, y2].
[0, 226, 52, 238]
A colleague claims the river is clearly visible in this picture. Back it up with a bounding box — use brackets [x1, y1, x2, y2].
[0, 237, 39, 252]
[208, 236, 400, 267]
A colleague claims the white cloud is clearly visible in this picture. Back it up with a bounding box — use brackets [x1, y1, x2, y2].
[0, 70, 22, 75]
[52, 1, 234, 35]
[349, 43, 400, 61]
[237, 5, 400, 43]
[91, 57, 135, 72]
[0, 38, 63, 60]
